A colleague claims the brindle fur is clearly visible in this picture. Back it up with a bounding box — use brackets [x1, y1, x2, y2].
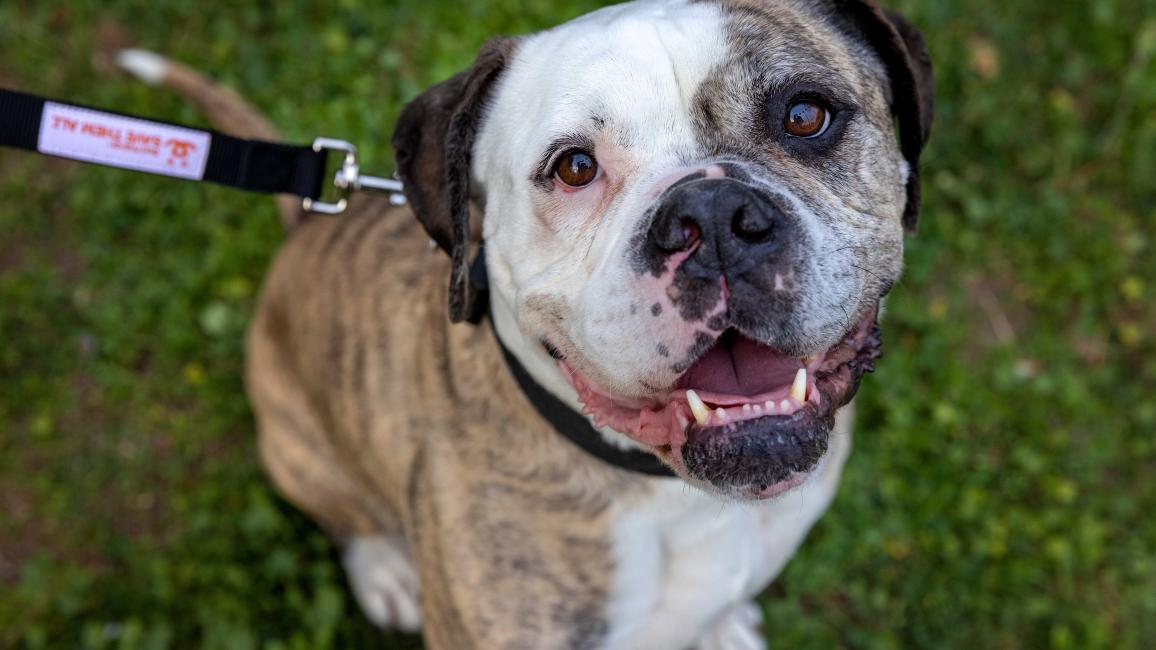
[248, 198, 646, 648]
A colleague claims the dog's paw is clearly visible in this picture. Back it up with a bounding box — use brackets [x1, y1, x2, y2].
[342, 535, 422, 632]
[696, 601, 767, 650]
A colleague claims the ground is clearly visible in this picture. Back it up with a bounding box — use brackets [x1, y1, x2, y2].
[1, 0, 1154, 648]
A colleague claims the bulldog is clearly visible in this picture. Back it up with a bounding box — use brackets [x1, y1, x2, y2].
[120, 0, 932, 647]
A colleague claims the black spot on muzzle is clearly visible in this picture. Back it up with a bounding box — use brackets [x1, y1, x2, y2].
[682, 412, 831, 490]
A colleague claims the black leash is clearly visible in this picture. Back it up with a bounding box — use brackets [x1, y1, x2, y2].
[0, 86, 673, 479]
[472, 252, 677, 479]
[0, 87, 404, 214]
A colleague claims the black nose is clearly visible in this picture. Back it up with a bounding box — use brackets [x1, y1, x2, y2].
[648, 178, 787, 277]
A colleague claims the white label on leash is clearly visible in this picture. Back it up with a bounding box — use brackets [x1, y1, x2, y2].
[37, 102, 211, 181]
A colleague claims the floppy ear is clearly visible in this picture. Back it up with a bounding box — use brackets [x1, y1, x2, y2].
[392, 37, 517, 322]
[837, 1, 935, 230]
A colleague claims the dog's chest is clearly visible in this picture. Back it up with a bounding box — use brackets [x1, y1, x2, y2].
[600, 432, 851, 650]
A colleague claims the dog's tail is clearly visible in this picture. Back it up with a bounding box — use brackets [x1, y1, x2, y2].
[115, 48, 303, 230]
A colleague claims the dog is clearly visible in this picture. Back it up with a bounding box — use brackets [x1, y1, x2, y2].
[120, 0, 932, 646]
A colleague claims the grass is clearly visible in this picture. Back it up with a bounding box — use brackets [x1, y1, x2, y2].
[1, 0, 1154, 647]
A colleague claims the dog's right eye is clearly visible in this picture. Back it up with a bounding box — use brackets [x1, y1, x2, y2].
[784, 100, 831, 138]
[554, 150, 599, 188]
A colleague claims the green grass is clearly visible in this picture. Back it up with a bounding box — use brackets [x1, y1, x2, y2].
[1, 0, 1154, 648]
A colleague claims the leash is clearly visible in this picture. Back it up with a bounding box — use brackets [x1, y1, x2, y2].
[0, 85, 674, 479]
[0, 87, 405, 214]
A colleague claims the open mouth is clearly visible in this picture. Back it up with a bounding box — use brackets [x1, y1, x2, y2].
[561, 307, 882, 498]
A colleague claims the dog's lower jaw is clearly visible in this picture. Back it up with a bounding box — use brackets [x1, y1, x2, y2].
[658, 443, 816, 501]
[562, 307, 881, 499]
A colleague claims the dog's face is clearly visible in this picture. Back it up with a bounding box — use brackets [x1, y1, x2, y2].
[395, 0, 932, 500]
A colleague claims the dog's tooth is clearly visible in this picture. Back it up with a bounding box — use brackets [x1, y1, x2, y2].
[742, 404, 752, 414]
[780, 399, 792, 412]
[790, 368, 807, 403]
[764, 400, 776, 414]
[753, 404, 763, 414]
[686, 390, 710, 426]
[715, 407, 727, 421]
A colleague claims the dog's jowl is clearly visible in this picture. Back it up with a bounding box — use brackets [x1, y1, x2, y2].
[137, 0, 934, 647]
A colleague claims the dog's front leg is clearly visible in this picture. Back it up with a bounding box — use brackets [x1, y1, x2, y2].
[404, 446, 621, 650]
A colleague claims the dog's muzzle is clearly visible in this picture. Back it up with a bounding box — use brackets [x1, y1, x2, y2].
[647, 176, 798, 282]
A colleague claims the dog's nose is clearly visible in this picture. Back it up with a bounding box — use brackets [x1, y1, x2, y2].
[648, 178, 787, 277]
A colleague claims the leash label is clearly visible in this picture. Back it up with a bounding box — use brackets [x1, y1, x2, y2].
[37, 102, 211, 181]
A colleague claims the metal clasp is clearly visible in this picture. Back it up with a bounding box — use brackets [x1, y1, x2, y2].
[303, 137, 407, 215]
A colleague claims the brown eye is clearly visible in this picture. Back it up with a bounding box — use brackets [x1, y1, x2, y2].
[554, 150, 598, 187]
[784, 101, 830, 138]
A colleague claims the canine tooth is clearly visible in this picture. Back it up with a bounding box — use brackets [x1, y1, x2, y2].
[715, 407, 727, 421]
[686, 390, 710, 425]
[790, 368, 807, 403]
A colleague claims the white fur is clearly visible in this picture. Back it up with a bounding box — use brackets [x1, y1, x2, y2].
[479, 0, 730, 450]
[602, 407, 853, 650]
[697, 602, 767, 650]
[343, 534, 422, 632]
[115, 49, 170, 85]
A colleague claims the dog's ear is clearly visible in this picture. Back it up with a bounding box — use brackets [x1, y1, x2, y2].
[838, 1, 935, 230]
[392, 37, 517, 322]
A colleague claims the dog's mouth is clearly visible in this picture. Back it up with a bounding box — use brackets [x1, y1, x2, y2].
[561, 307, 881, 498]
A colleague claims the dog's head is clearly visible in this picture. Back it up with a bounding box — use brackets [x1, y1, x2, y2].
[394, 0, 933, 500]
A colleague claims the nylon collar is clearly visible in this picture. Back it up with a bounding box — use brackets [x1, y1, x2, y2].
[472, 250, 676, 478]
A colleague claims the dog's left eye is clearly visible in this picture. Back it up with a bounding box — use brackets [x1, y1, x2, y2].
[784, 100, 831, 138]
[554, 150, 599, 187]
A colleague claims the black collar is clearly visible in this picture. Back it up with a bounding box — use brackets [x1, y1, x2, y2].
[472, 249, 676, 478]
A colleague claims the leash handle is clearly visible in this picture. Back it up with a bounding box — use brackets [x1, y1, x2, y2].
[0, 87, 404, 214]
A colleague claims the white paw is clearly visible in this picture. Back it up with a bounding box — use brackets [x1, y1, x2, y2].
[697, 601, 767, 650]
[342, 535, 422, 632]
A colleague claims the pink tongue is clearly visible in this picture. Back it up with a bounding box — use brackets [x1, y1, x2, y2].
[676, 334, 801, 396]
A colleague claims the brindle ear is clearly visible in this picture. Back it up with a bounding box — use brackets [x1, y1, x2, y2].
[838, 1, 935, 230]
[392, 37, 517, 322]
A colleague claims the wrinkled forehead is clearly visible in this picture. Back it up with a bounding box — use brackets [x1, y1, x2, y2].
[708, 0, 888, 90]
[478, 0, 882, 174]
[480, 1, 727, 170]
